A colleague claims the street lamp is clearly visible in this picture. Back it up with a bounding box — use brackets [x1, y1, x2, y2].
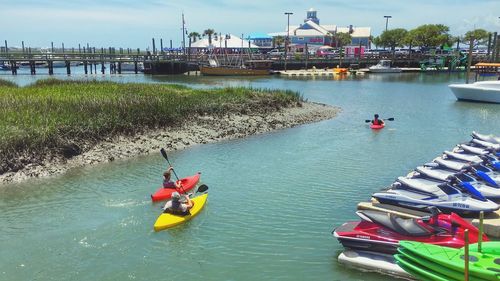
[384, 15, 392, 32]
[284, 12, 293, 72]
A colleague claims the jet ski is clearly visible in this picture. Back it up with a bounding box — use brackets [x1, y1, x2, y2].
[333, 209, 488, 254]
[372, 177, 499, 215]
[471, 131, 500, 144]
[409, 166, 500, 200]
[433, 156, 500, 186]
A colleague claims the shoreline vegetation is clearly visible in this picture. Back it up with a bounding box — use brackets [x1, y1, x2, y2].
[0, 79, 340, 183]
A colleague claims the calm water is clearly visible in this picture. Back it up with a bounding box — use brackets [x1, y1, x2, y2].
[1, 71, 499, 280]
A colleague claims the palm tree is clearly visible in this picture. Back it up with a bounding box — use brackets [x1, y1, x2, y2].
[188, 32, 201, 43]
[203, 29, 216, 45]
[273, 36, 285, 49]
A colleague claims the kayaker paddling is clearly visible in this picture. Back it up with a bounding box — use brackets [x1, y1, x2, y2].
[371, 114, 384, 126]
[163, 166, 182, 189]
[162, 192, 193, 216]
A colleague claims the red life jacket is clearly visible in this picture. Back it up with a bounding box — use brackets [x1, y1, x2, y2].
[373, 119, 381, 125]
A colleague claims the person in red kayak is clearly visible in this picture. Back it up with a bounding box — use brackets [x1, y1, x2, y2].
[162, 191, 193, 215]
[371, 114, 384, 126]
[163, 166, 181, 189]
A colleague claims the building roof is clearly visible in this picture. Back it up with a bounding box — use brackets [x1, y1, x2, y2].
[284, 20, 370, 38]
[247, 32, 272, 40]
[336, 27, 371, 38]
[190, 34, 259, 48]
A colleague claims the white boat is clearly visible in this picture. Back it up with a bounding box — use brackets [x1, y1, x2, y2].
[449, 80, 500, 103]
[368, 60, 402, 73]
[338, 250, 413, 279]
[120, 62, 144, 72]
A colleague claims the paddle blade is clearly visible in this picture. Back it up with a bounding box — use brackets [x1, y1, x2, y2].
[197, 184, 209, 193]
[386, 118, 395, 121]
[365, 120, 371, 123]
[160, 148, 169, 161]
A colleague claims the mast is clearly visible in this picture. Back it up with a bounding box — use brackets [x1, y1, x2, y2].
[182, 13, 186, 55]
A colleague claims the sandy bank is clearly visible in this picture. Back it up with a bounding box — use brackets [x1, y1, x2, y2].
[0, 102, 340, 184]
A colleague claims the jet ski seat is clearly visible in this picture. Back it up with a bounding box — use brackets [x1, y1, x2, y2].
[357, 210, 432, 237]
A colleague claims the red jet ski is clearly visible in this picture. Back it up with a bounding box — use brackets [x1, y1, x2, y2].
[151, 172, 201, 202]
[333, 209, 488, 254]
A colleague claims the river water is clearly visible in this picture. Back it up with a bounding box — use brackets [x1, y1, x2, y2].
[1, 70, 499, 280]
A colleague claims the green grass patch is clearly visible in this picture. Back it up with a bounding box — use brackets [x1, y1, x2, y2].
[0, 78, 302, 173]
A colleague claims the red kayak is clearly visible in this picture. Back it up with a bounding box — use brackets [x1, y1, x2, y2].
[151, 172, 201, 202]
[370, 123, 385, 130]
[333, 210, 487, 254]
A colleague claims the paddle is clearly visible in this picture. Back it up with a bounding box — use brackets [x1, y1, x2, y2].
[365, 117, 395, 123]
[179, 184, 209, 204]
[160, 148, 179, 181]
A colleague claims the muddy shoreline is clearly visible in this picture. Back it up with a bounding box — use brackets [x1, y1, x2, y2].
[0, 102, 340, 184]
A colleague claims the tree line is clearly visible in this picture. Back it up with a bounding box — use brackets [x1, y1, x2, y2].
[372, 24, 491, 51]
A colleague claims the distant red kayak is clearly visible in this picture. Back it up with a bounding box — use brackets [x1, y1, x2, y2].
[151, 172, 201, 202]
[370, 123, 385, 130]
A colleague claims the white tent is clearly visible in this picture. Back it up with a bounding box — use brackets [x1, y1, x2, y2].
[190, 34, 259, 49]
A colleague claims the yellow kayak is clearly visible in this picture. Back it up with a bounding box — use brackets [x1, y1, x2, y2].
[153, 193, 208, 231]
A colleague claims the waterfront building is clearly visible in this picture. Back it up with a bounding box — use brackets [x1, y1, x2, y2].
[271, 8, 371, 50]
[247, 33, 273, 49]
[189, 34, 258, 51]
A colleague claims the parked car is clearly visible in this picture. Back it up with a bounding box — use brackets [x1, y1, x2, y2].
[267, 49, 285, 56]
[316, 49, 338, 58]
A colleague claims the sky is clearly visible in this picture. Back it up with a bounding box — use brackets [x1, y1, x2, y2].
[0, 0, 499, 49]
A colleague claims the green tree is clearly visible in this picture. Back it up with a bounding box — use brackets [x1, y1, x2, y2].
[203, 29, 216, 45]
[372, 36, 382, 48]
[409, 24, 450, 49]
[336, 32, 352, 47]
[463, 29, 490, 48]
[273, 36, 285, 48]
[379, 28, 408, 50]
[188, 32, 201, 43]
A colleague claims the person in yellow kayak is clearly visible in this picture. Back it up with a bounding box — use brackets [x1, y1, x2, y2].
[162, 192, 193, 215]
[163, 166, 182, 189]
[371, 114, 385, 126]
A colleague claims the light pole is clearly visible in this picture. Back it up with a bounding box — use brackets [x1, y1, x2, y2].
[384, 15, 392, 32]
[284, 12, 293, 72]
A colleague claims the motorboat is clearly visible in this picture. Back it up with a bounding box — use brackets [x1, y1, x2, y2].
[368, 60, 402, 73]
[371, 176, 499, 215]
[449, 80, 500, 103]
[333, 209, 487, 254]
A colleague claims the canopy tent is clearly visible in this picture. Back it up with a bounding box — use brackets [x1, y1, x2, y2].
[190, 34, 259, 49]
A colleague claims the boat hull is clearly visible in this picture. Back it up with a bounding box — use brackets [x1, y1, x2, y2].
[449, 81, 500, 103]
[200, 66, 270, 76]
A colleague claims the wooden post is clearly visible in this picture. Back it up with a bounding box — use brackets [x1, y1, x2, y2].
[51, 41, 54, 53]
[84, 61, 88, 74]
[22, 41, 25, 53]
[478, 211, 484, 253]
[160, 38, 164, 54]
[66, 60, 71, 75]
[101, 61, 105, 74]
[466, 36, 474, 84]
[62, 43, 65, 53]
[152, 38, 156, 55]
[48, 61, 54, 75]
[134, 61, 138, 74]
[30, 60, 36, 75]
[4, 40, 8, 54]
[170, 39, 173, 49]
[117, 62, 121, 74]
[11, 61, 16, 75]
[78, 44, 81, 53]
[464, 229, 469, 281]
[487, 33, 492, 61]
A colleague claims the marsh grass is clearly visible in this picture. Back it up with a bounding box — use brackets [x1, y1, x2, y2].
[0, 78, 302, 173]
